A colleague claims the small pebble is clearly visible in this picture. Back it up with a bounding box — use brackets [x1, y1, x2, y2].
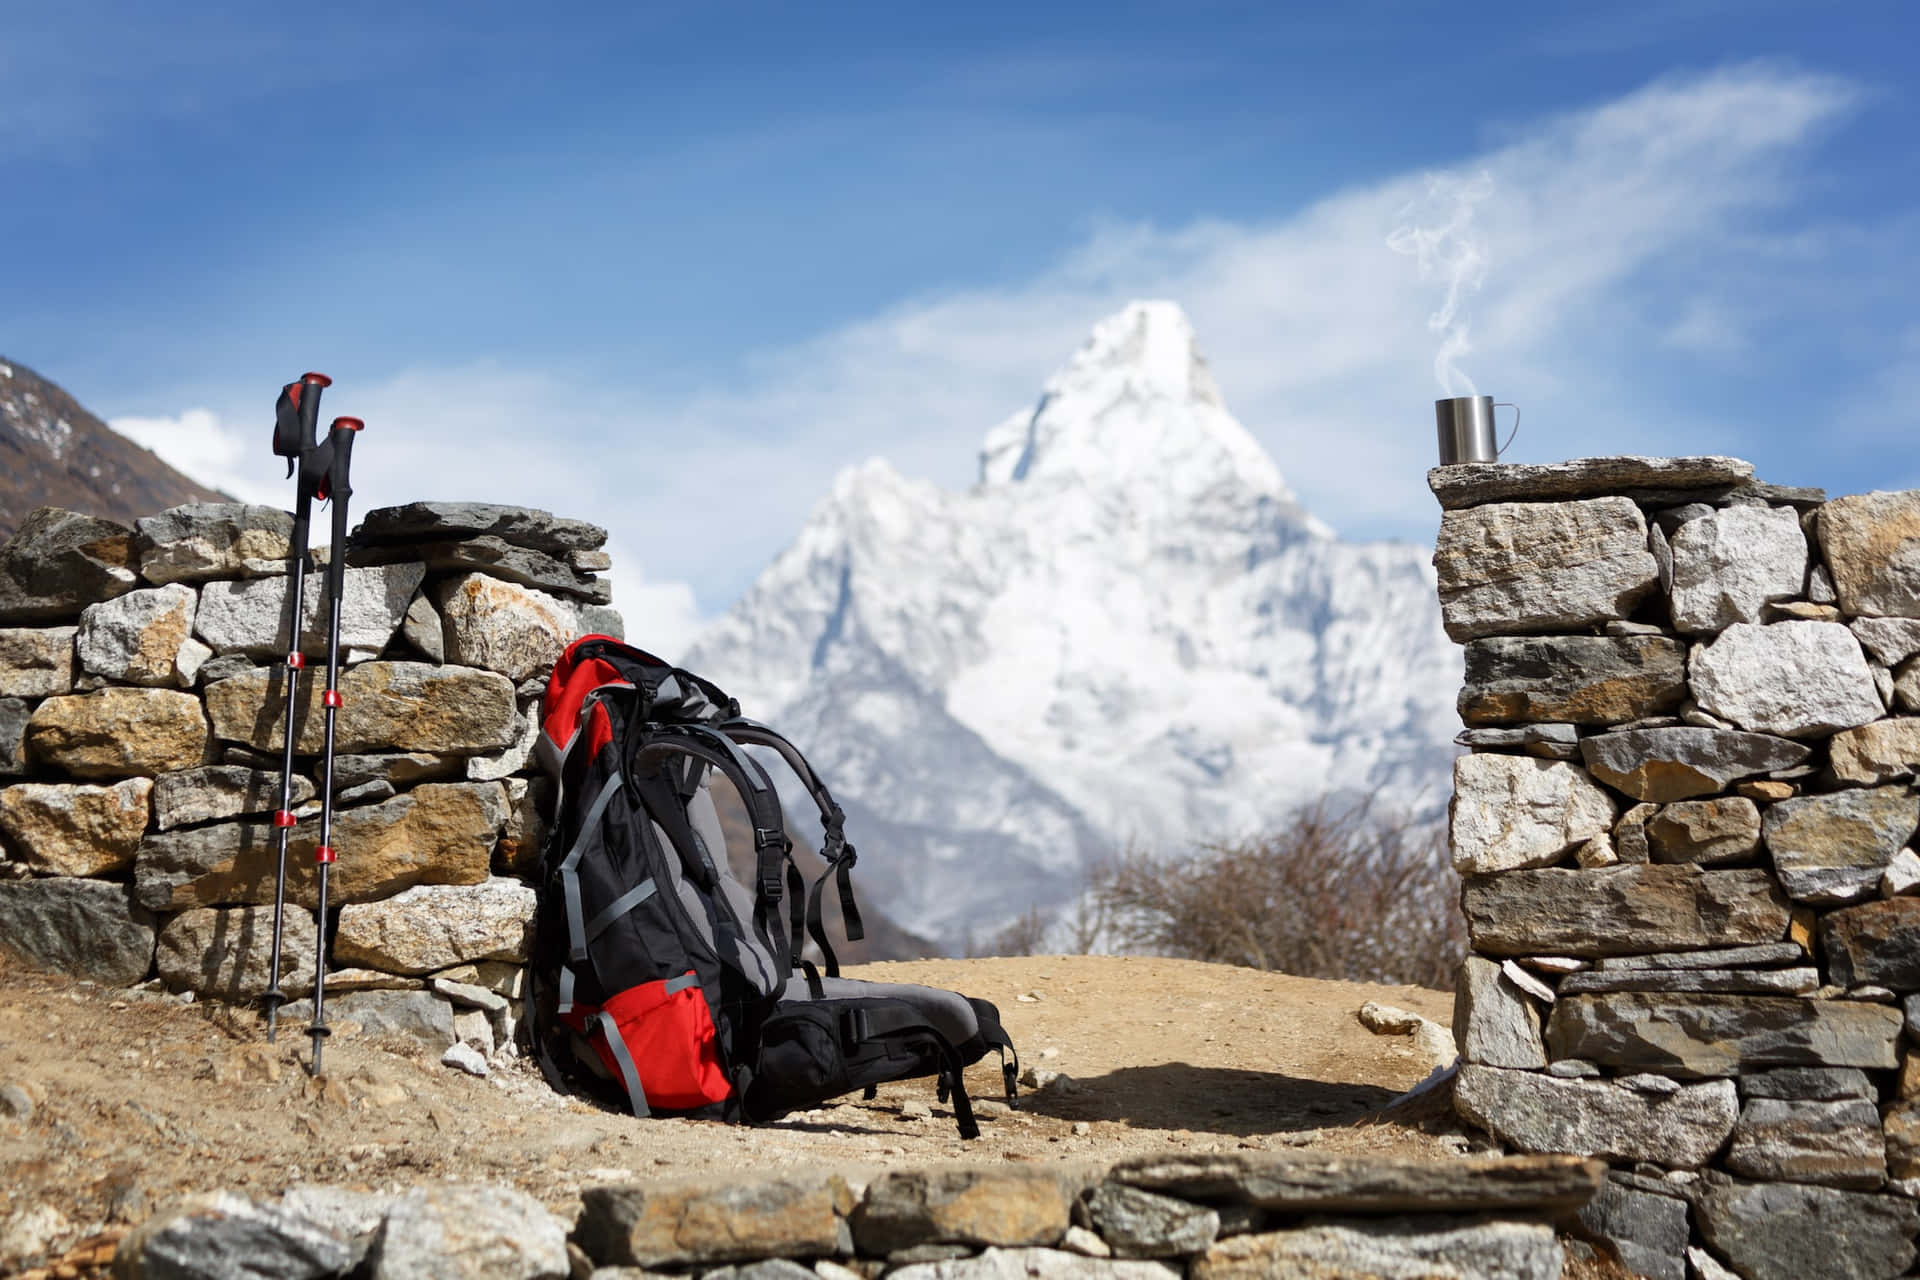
[0, 1084, 34, 1122]
[899, 1099, 931, 1120]
[1072, 1121, 1090, 1136]
[441, 1042, 489, 1078]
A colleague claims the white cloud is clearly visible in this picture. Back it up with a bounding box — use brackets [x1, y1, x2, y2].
[110, 409, 286, 507]
[117, 65, 1868, 646]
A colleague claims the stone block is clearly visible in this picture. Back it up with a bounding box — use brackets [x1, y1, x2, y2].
[152, 765, 315, 831]
[1579, 727, 1810, 802]
[1080, 1184, 1217, 1259]
[435, 573, 579, 682]
[1425, 456, 1753, 509]
[1764, 787, 1919, 904]
[75, 583, 207, 687]
[1594, 941, 1806, 971]
[156, 904, 318, 1000]
[1449, 754, 1616, 873]
[1457, 634, 1686, 726]
[1545, 993, 1904, 1075]
[1576, 1175, 1688, 1280]
[332, 878, 535, 974]
[25, 687, 209, 778]
[400, 590, 444, 663]
[1822, 898, 1920, 990]
[0, 776, 151, 875]
[1648, 797, 1760, 865]
[355, 501, 608, 554]
[1109, 1151, 1601, 1214]
[1453, 957, 1547, 1069]
[1453, 1065, 1737, 1167]
[1723, 1097, 1887, 1188]
[1694, 1174, 1917, 1280]
[277, 990, 455, 1051]
[852, 1168, 1072, 1253]
[135, 781, 507, 910]
[1461, 865, 1791, 958]
[133, 503, 295, 584]
[1453, 723, 1580, 760]
[1191, 1217, 1560, 1280]
[0, 507, 138, 624]
[575, 1176, 841, 1268]
[1690, 622, 1884, 738]
[1886, 1098, 1920, 1180]
[363, 1182, 569, 1280]
[0, 876, 155, 985]
[1829, 718, 1920, 785]
[193, 562, 424, 659]
[1669, 503, 1809, 633]
[0, 697, 26, 777]
[353, 537, 610, 605]
[204, 661, 516, 755]
[1558, 967, 1817, 996]
[0, 625, 75, 696]
[1433, 497, 1659, 641]
[112, 1191, 355, 1280]
[888, 1250, 1177, 1279]
[1852, 617, 1920, 666]
[1821, 489, 1920, 618]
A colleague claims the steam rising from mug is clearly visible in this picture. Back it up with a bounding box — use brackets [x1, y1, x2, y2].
[1387, 170, 1494, 398]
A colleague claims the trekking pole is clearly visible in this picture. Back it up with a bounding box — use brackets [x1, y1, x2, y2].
[263, 372, 330, 1042]
[306, 413, 363, 1076]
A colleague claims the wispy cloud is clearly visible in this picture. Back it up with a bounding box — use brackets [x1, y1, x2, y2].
[117, 65, 1872, 659]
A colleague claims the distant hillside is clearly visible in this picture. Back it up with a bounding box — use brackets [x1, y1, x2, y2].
[0, 357, 229, 541]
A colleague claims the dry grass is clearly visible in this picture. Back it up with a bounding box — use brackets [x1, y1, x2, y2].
[1079, 800, 1466, 990]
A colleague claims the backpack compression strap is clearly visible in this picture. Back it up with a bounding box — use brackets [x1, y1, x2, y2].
[722, 721, 865, 971]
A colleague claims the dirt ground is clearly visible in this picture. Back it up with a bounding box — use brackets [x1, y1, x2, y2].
[0, 953, 1574, 1274]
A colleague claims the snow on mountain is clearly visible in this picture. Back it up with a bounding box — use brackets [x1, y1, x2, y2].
[686, 301, 1461, 944]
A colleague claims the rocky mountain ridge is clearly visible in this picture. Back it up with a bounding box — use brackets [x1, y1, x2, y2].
[0, 358, 228, 542]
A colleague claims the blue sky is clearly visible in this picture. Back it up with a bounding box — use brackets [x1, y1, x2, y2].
[4, 2, 1917, 655]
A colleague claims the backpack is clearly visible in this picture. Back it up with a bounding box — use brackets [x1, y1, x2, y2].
[526, 635, 1018, 1139]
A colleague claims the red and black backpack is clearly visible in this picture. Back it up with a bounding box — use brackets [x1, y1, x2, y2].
[527, 635, 1017, 1137]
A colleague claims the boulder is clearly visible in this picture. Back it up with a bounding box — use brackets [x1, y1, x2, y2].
[74, 584, 208, 687]
[1690, 622, 1884, 738]
[1578, 727, 1810, 802]
[852, 1168, 1072, 1253]
[133, 503, 296, 584]
[1668, 504, 1809, 632]
[363, 1183, 569, 1280]
[0, 777, 152, 875]
[1452, 1065, 1737, 1167]
[1460, 865, 1791, 957]
[25, 687, 209, 778]
[0, 625, 75, 697]
[204, 661, 516, 755]
[156, 905, 318, 1000]
[1448, 755, 1615, 874]
[0, 877, 155, 985]
[1821, 898, 1920, 990]
[0, 698, 26, 777]
[1192, 1217, 1560, 1280]
[1545, 993, 1903, 1075]
[575, 1176, 842, 1268]
[152, 765, 315, 831]
[1829, 718, 1920, 785]
[1452, 957, 1546, 1069]
[353, 537, 611, 605]
[355, 502, 608, 554]
[1820, 489, 1920, 618]
[193, 562, 425, 659]
[1456, 635, 1686, 726]
[1852, 617, 1920, 666]
[332, 878, 535, 974]
[434, 573, 579, 683]
[1694, 1175, 1917, 1280]
[113, 1191, 355, 1280]
[1575, 1176, 1688, 1280]
[1723, 1097, 1887, 1188]
[1764, 787, 1919, 904]
[1647, 797, 1761, 865]
[1433, 497, 1659, 641]
[1425, 456, 1753, 509]
[1080, 1184, 1217, 1259]
[0, 507, 138, 624]
[135, 781, 507, 910]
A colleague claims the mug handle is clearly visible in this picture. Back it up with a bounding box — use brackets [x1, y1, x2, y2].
[1493, 403, 1520, 457]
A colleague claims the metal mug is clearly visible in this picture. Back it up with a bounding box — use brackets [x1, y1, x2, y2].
[1435, 396, 1519, 465]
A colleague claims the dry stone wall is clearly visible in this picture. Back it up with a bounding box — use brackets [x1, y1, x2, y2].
[0, 500, 623, 1062]
[1433, 456, 1920, 1280]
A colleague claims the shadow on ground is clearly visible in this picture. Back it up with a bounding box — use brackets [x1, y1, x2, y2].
[1018, 1062, 1402, 1136]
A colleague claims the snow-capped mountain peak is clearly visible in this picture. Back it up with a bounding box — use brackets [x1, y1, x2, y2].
[687, 302, 1460, 944]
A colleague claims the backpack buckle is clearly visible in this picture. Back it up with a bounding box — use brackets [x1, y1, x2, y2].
[753, 826, 783, 849]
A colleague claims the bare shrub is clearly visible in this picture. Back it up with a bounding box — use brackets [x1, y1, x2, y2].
[1084, 799, 1464, 990]
[968, 906, 1055, 958]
